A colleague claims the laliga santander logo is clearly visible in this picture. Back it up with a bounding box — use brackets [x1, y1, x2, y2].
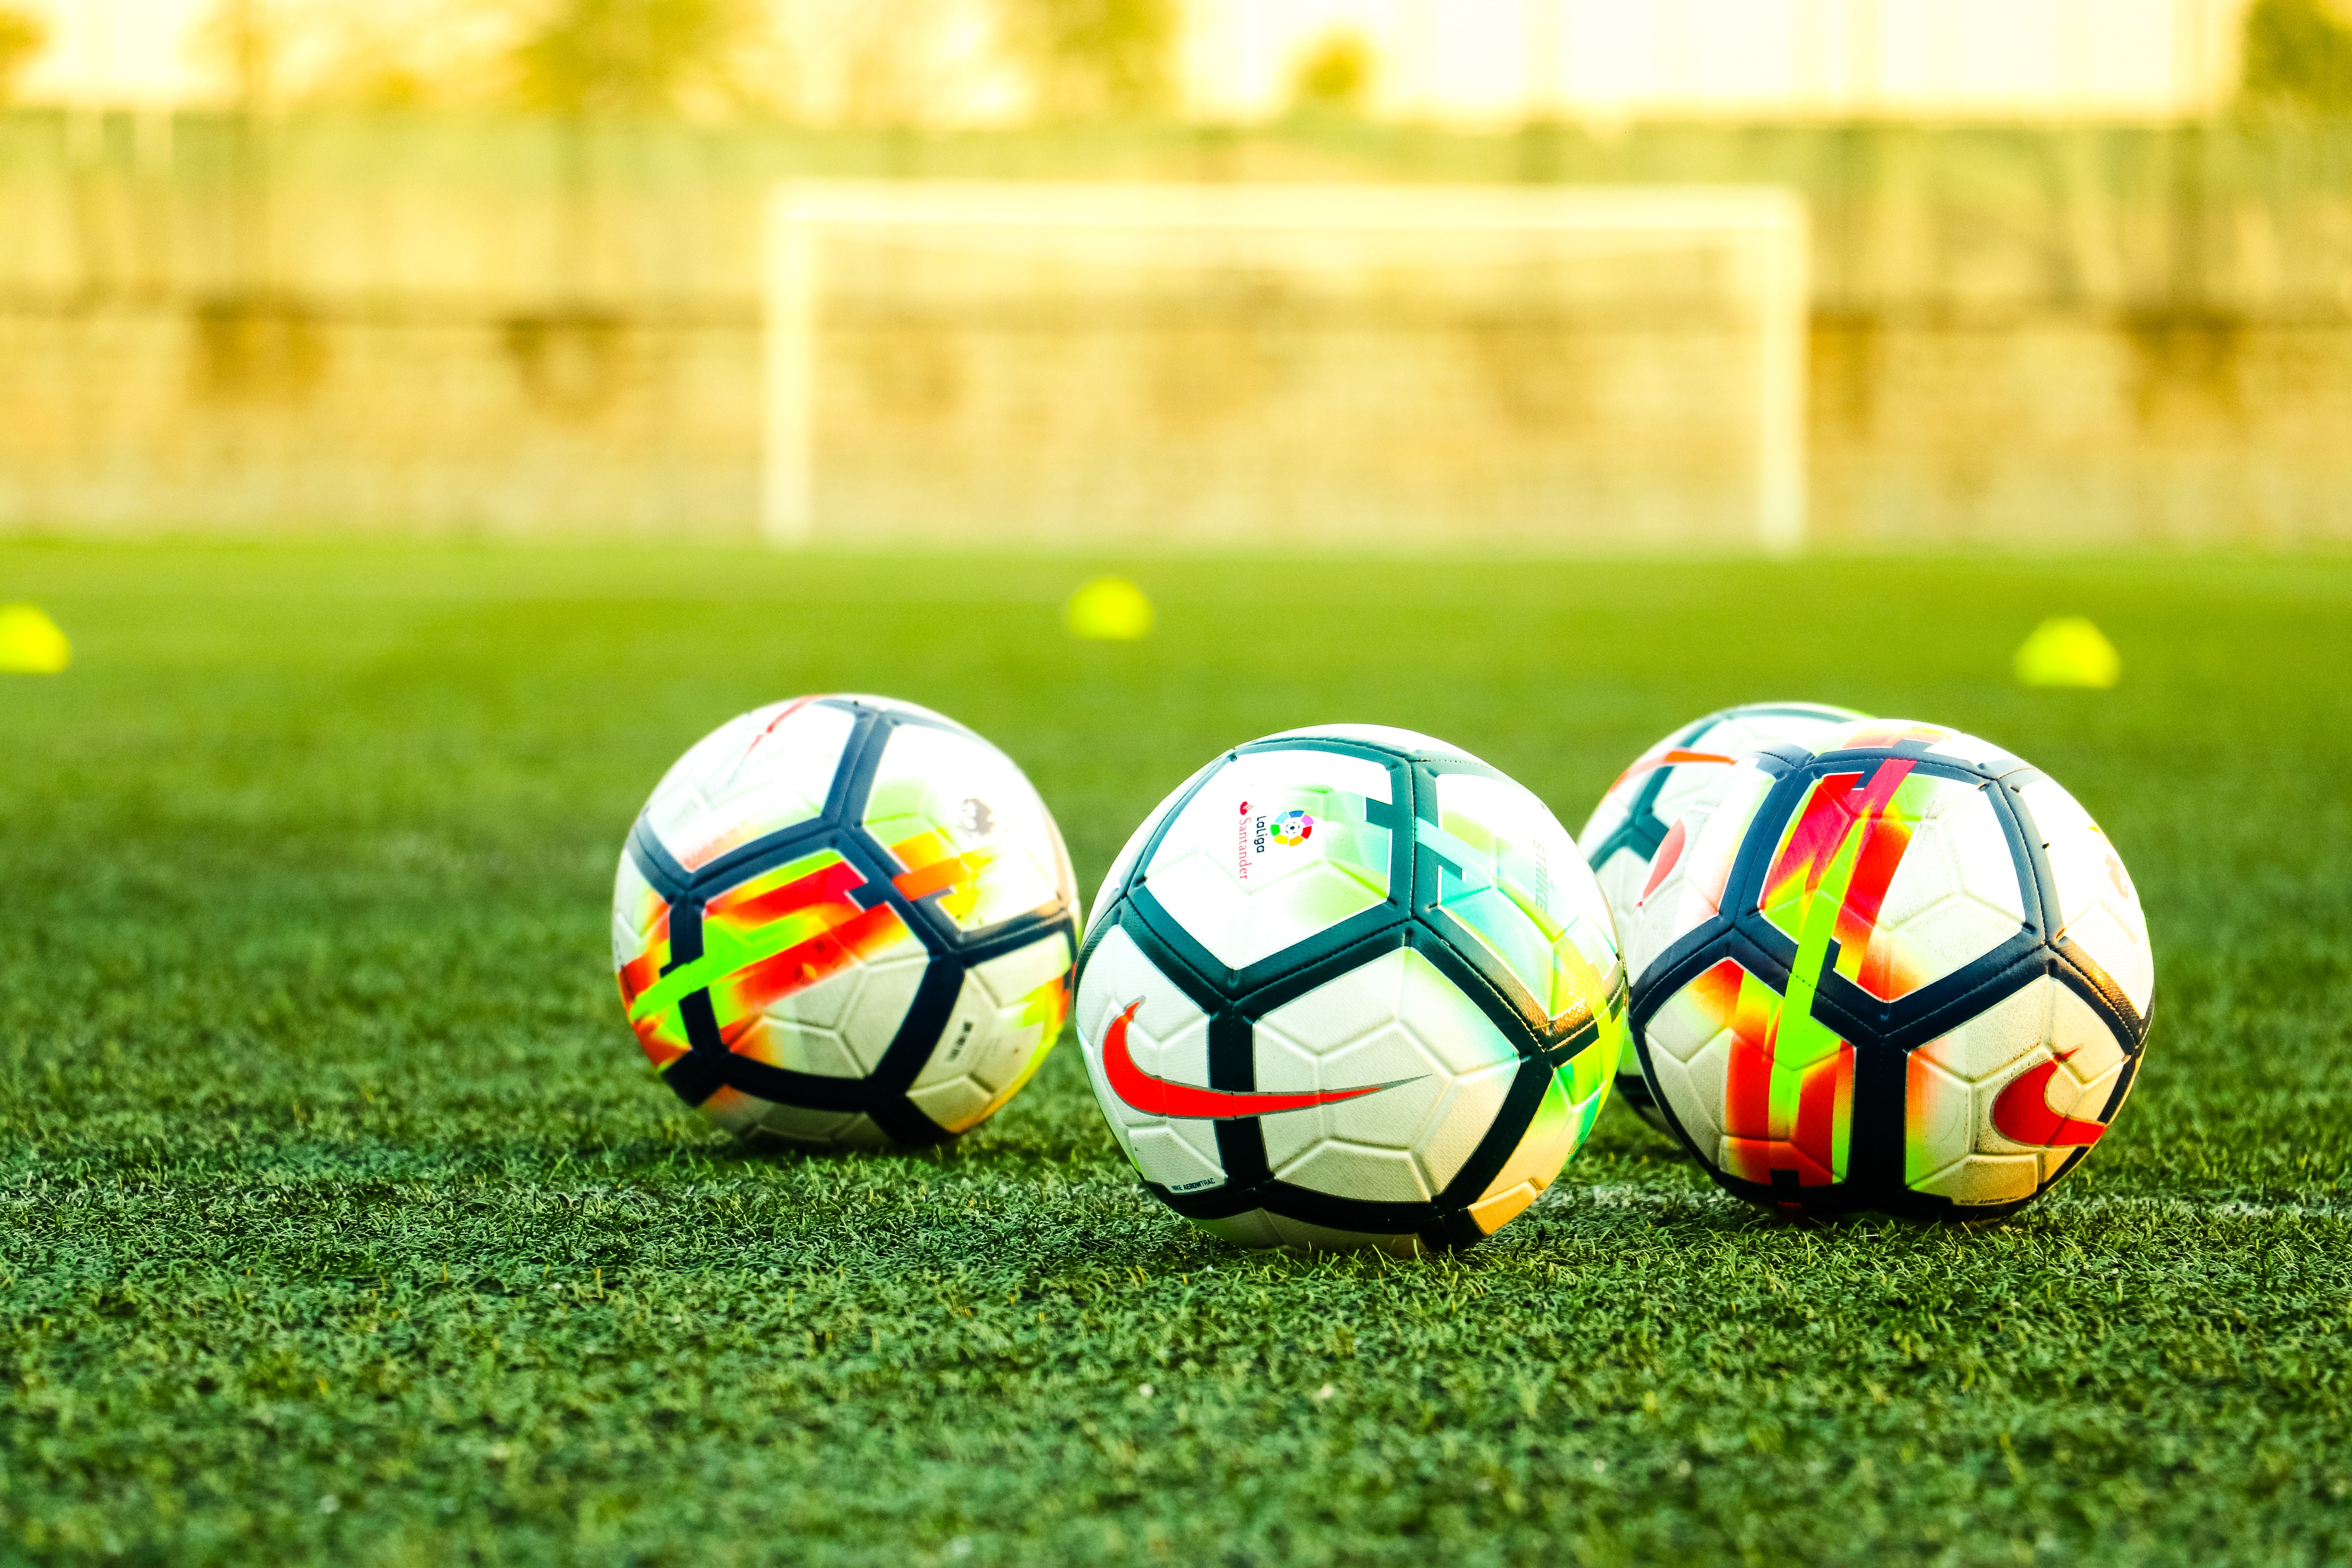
[1234, 799, 1314, 880]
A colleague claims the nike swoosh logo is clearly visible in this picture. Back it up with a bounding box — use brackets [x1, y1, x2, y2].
[1608, 749, 1736, 792]
[1637, 818, 1688, 907]
[1990, 1049, 2109, 1148]
[1098, 1000, 1417, 1120]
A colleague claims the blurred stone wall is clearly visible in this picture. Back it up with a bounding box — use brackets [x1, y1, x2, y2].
[3, 112, 2350, 545]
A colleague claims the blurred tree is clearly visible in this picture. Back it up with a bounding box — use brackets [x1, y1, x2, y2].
[305, 0, 456, 110]
[236, 0, 534, 114]
[201, 0, 283, 110]
[1002, 0, 1174, 118]
[2243, 0, 2352, 114]
[809, 0, 972, 127]
[514, 0, 761, 116]
[1290, 31, 1372, 115]
[0, 5, 45, 103]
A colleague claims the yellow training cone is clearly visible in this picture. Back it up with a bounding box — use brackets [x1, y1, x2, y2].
[2014, 616, 2119, 689]
[1066, 577, 1153, 641]
[0, 604, 70, 673]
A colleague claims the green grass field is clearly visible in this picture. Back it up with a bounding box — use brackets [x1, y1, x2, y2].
[1, 542, 2347, 1566]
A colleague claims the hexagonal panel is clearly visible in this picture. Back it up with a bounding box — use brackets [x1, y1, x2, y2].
[1641, 957, 1851, 1190]
[1139, 748, 1395, 971]
[1989, 984, 2133, 1187]
[1904, 978, 2134, 1203]
[1945, 785, 2031, 925]
[612, 853, 690, 1071]
[1752, 764, 2020, 1005]
[726, 934, 928, 1080]
[641, 697, 856, 871]
[906, 930, 1074, 1133]
[726, 941, 929, 1077]
[1073, 924, 1222, 1189]
[1093, 755, 1222, 916]
[1907, 1151, 2041, 1207]
[617, 844, 926, 1084]
[2020, 777, 2154, 1015]
[732, 1015, 862, 1078]
[1465, 1067, 1578, 1236]
[1395, 946, 1524, 1081]
[692, 849, 927, 1077]
[1129, 1121, 1225, 1194]
[967, 931, 1076, 1082]
[1849, 784, 2027, 1001]
[828, 946, 930, 1073]
[1648, 1024, 1734, 1151]
[1756, 762, 1934, 943]
[612, 851, 667, 970]
[862, 720, 1074, 934]
[1252, 947, 1521, 1196]
[1254, 1022, 1448, 1161]
[1428, 770, 1621, 1032]
[1621, 758, 1778, 987]
[1904, 1052, 1978, 1188]
[1404, 1058, 1522, 1198]
[1909, 976, 2053, 1083]
[1904, 981, 2045, 1192]
[1251, 944, 1413, 1057]
[1273, 1140, 1432, 1204]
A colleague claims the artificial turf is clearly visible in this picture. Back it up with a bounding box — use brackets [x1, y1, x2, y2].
[0, 541, 2347, 1566]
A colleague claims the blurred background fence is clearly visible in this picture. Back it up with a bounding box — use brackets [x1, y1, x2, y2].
[6, 110, 2352, 544]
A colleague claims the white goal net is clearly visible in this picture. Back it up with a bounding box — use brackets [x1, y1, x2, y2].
[765, 183, 1808, 552]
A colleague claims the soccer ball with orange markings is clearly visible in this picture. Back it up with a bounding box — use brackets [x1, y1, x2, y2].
[612, 695, 1080, 1148]
[1623, 717, 2154, 1221]
[1072, 725, 1626, 1256]
[1577, 701, 1865, 1132]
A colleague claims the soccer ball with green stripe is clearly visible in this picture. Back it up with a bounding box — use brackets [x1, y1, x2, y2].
[1622, 718, 2154, 1221]
[612, 695, 1080, 1148]
[1073, 725, 1626, 1256]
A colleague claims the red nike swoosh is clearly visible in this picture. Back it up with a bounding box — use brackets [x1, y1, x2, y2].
[1637, 818, 1688, 908]
[1990, 1050, 2109, 1148]
[1098, 1000, 1415, 1120]
[1608, 749, 1737, 792]
[743, 695, 822, 759]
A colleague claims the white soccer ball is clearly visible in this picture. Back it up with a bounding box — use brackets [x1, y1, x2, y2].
[1623, 717, 2154, 1220]
[612, 695, 1080, 1148]
[1577, 701, 1864, 1131]
[1073, 724, 1625, 1255]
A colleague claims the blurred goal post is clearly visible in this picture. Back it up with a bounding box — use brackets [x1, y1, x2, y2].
[764, 182, 1808, 552]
